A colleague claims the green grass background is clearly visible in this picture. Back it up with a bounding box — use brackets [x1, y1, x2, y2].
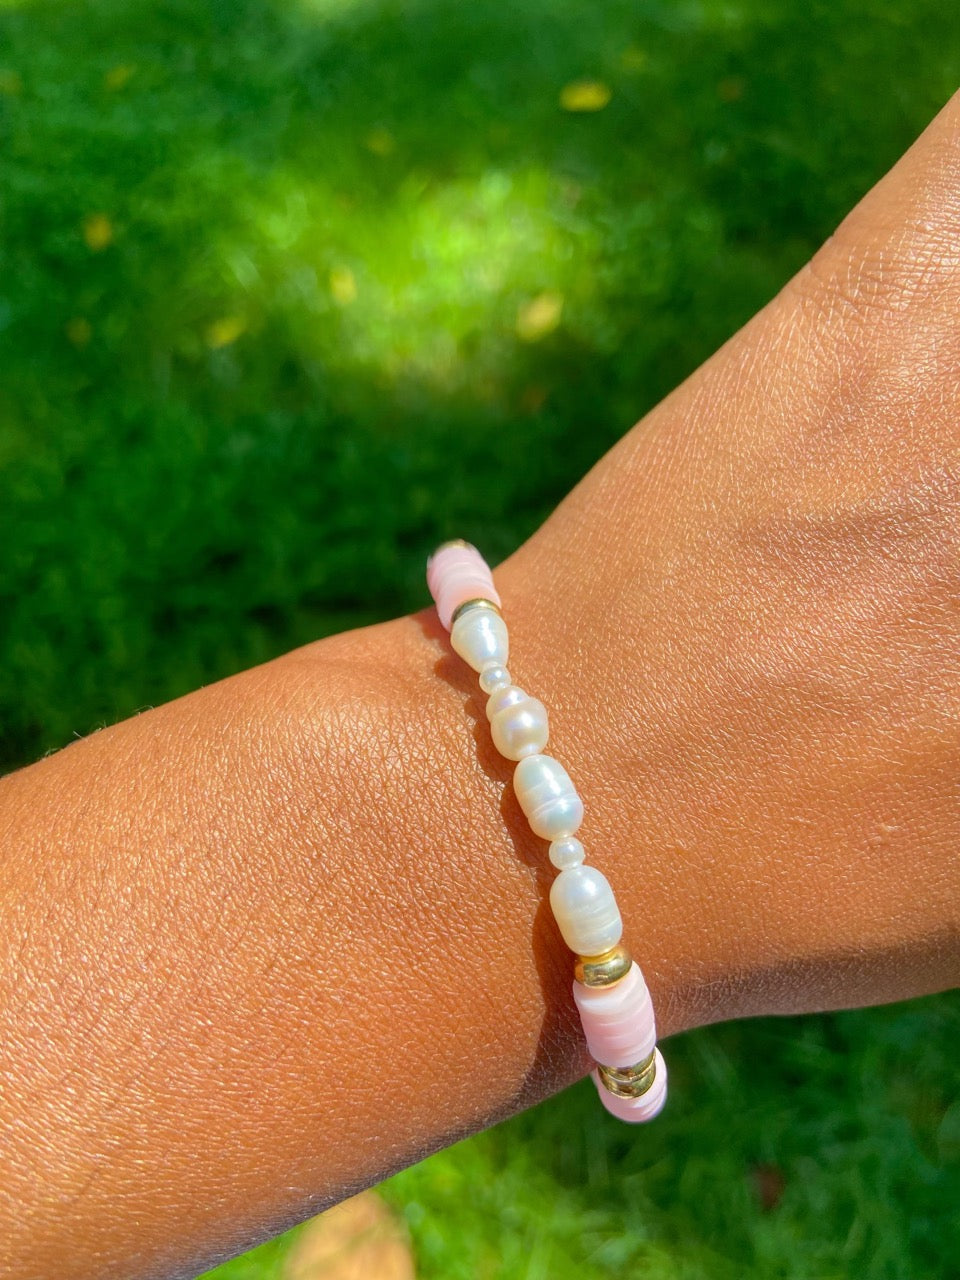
[2, 0, 959, 1275]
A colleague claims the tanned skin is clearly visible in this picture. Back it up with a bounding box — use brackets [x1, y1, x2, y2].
[2, 86, 960, 1280]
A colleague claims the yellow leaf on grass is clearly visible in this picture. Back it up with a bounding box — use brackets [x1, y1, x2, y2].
[717, 76, 745, 102]
[0, 69, 22, 96]
[364, 127, 395, 156]
[621, 46, 647, 71]
[83, 213, 114, 251]
[206, 315, 247, 349]
[516, 291, 563, 342]
[104, 64, 136, 91]
[560, 80, 611, 112]
[66, 317, 92, 348]
[520, 383, 548, 413]
[330, 266, 357, 305]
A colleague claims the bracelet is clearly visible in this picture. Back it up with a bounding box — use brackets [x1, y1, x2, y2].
[426, 540, 667, 1124]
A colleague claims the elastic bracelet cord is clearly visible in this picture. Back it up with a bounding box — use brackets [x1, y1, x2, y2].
[426, 540, 667, 1124]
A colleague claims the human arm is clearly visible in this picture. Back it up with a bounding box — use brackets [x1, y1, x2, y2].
[3, 87, 960, 1280]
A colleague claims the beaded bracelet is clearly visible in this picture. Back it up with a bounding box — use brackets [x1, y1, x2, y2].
[426, 540, 667, 1123]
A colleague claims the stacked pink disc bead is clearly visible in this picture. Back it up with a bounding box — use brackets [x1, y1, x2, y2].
[426, 540, 667, 1123]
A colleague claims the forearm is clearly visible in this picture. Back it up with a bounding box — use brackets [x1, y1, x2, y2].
[3, 446, 958, 1280]
[0, 620, 592, 1279]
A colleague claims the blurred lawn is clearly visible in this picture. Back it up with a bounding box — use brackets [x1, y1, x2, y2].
[2, 0, 959, 1276]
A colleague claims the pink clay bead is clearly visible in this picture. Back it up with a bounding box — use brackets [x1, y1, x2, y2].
[572, 962, 657, 1068]
[426, 543, 502, 631]
[591, 1049, 668, 1124]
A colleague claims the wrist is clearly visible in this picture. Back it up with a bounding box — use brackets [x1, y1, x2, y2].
[494, 200, 960, 1031]
[0, 623, 586, 1279]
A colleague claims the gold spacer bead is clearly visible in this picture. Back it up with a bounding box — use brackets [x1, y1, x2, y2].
[431, 538, 478, 556]
[597, 1051, 657, 1099]
[450, 597, 503, 626]
[574, 944, 633, 988]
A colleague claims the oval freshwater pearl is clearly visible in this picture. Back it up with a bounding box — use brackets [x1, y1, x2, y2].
[478, 662, 511, 695]
[490, 695, 549, 761]
[513, 753, 584, 840]
[548, 836, 586, 870]
[450, 606, 509, 672]
[485, 684, 527, 721]
[550, 864, 623, 955]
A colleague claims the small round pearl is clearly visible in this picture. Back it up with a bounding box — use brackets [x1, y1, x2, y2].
[486, 684, 527, 721]
[548, 836, 585, 870]
[479, 663, 511, 695]
[450, 606, 509, 672]
[549, 864, 623, 954]
[513, 753, 584, 840]
[490, 695, 549, 761]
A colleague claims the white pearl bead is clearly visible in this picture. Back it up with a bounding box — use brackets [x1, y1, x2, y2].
[486, 684, 527, 721]
[549, 865, 623, 955]
[549, 836, 585, 870]
[513, 753, 584, 840]
[450, 607, 508, 672]
[479, 662, 511, 695]
[490, 695, 549, 761]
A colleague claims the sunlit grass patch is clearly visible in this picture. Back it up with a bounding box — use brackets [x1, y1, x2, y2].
[236, 163, 593, 394]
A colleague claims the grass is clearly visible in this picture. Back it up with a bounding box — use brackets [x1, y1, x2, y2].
[1, 0, 959, 1275]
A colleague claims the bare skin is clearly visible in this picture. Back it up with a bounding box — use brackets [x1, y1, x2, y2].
[2, 87, 960, 1280]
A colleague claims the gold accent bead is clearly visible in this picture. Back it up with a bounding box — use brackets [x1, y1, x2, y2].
[450, 597, 503, 626]
[597, 1051, 657, 1099]
[574, 944, 633, 988]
